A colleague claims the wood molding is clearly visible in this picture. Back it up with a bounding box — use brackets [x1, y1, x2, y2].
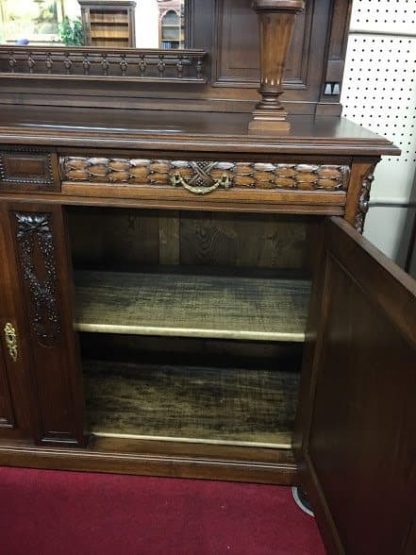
[0, 438, 298, 486]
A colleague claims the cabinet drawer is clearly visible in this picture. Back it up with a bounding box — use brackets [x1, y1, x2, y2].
[0, 149, 60, 192]
[60, 156, 351, 204]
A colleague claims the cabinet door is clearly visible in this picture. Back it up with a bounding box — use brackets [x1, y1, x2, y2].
[6, 203, 85, 447]
[0, 204, 33, 438]
[296, 217, 416, 554]
[0, 341, 14, 430]
[0, 212, 17, 431]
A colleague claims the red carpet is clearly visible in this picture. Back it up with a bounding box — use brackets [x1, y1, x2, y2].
[0, 467, 325, 555]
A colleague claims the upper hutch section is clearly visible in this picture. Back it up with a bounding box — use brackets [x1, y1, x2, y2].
[0, 0, 352, 116]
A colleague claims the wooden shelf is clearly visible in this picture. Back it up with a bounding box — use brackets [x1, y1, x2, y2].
[74, 271, 310, 342]
[90, 15, 129, 24]
[90, 40, 130, 47]
[84, 360, 300, 447]
[91, 32, 130, 40]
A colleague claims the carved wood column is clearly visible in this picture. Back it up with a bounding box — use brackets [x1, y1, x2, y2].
[249, 0, 305, 134]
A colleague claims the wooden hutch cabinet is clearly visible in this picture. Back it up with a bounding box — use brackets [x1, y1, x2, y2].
[80, 0, 136, 48]
[0, 1, 415, 553]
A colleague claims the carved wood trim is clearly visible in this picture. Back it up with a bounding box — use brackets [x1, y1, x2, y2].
[354, 166, 376, 233]
[61, 157, 351, 193]
[15, 213, 61, 346]
[0, 47, 207, 84]
[344, 159, 379, 234]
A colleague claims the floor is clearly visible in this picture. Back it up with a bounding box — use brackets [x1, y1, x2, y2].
[0, 467, 325, 555]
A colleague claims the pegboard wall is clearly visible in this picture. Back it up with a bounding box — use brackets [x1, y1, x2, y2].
[341, 0, 416, 262]
[350, 0, 416, 35]
[342, 33, 416, 199]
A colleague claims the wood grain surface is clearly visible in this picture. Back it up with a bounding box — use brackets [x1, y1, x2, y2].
[68, 208, 310, 272]
[0, 106, 398, 156]
[74, 271, 310, 341]
[84, 360, 300, 446]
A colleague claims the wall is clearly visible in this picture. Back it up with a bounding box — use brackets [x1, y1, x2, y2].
[64, 0, 82, 19]
[135, 0, 160, 48]
[341, 0, 416, 270]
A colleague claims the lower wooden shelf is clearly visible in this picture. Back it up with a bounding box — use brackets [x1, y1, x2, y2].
[74, 271, 310, 342]
[84, 360, 300, 448]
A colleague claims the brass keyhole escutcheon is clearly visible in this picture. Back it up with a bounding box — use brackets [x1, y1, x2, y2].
[4, 323, 18, 362]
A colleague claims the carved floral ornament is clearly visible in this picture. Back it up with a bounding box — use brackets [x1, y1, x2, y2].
[15, 213, 61, 345]
[61, 157, 351, 194]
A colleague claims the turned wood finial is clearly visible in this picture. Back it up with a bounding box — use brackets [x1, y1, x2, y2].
[249, 0, 305, 134]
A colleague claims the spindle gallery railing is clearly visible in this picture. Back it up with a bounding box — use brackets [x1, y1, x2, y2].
[0, 47, 207, 83]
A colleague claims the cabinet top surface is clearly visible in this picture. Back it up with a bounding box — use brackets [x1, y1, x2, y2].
[0, 106, 399, 156]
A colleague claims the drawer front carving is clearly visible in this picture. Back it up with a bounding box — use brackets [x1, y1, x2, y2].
[0, 149, 59, 191]
[61, 157, 351, 194]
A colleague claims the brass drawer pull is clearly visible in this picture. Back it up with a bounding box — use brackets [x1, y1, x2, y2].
[4, 323, 18, 362]
[170, 161, 232, 195]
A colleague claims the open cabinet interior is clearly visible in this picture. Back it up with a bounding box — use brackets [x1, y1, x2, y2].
[0, 0, 414, 550]
[67, 208, 319, 449]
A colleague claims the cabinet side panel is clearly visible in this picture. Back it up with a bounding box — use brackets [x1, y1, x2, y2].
[9, 204, 85, 447]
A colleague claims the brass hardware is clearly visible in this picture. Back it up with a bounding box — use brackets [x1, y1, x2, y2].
[4, 323, 18, 362]
[170, 161, 232, 195]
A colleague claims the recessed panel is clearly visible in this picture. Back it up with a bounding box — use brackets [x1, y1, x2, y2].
[0, 150, 59, 191]
[216, 0, 313, 86]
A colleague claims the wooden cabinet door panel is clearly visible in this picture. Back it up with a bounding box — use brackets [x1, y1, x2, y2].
[0, 203, 35, 439]
[0, 339, 15, 429]
[297, 217, 416, 554]
[8, 204, 85, 447]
